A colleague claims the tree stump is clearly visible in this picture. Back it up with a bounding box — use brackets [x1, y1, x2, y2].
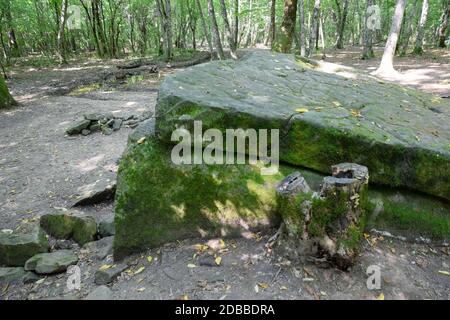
[275, 163, 370, 270]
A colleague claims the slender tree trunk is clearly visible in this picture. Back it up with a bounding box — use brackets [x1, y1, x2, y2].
[57, 0, 69, 64]
[376, 0, 406, 75]
[269, 0, 277, 46]
[438, 3, 450, 48]
[307, 0, 321, 57]
[156, 0, 173, 61]
[298, 0, 306, 56]
[413, 0, 429, 55]
[196, 0, 214, 55]
[400, 0, 418, 56]
[336, 0, 349, 49]
[234, 0, 240, 46]
[362, 0, 375, 60]
[4, 0, 20, 58]
[207, 0, 224, 59]
[274, 0, 298, 53]
[219, 0, 238, 59]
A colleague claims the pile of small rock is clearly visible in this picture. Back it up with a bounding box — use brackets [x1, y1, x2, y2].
[66, 111, 152, 136]
[0, 212, 115, 286]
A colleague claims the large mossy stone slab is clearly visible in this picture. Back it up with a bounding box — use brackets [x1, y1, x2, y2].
[155, 50, 450, 200]
[114, 137, 290, 259]
[0, 227, 50, 267]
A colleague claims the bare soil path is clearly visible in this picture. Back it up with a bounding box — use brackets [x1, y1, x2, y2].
[1, 52, 449, 300]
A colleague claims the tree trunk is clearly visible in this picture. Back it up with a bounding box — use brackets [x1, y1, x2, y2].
[438, 3, 450, 48]
[336, 0, 349, 49]
[219, 0, 238, 59]
[298, 0, 306, 56]
[207, 0, 224, 59]
[274, 0, 298, 53]
[376, 0, 406, 75]
[307, 0, 321, 57]
[362, 0, 375, 60]
[4, 0, 20, 58]
[196, 0, 214, 56]
[413, 0, 429, 55]
[156, 0, 173, 61]
[0, 76, 17, 109]
[400, 0, 418, 56]
[57, 0, 69, 64]
[234, 0, 240, 46]
[269, 0, 276, 46]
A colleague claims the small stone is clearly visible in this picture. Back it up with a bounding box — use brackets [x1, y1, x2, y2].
[54, 239, 75, 250]
[72, 173, 116, 207]
[128, 119, 155, 144]
[198, 255, 220, 267]
[85, 285, 112, 300]
[40, 213, 97, 246]
[25, 250, 78, 274]
[98, 218, 115, 238]
[106, 119, 115, 127]
[0, 267, 27, 284]
[101, 126, 113, 135]
[84, 113, 103, 121]
[66, 119, 91, 135]
[112, 119, 123, 131]
[83, 236, 114, 260]
[81, 129, 91, 136]
[94, 263, 127, 285]
[90, 123, 101, 132]
[0, 226, 49, 267]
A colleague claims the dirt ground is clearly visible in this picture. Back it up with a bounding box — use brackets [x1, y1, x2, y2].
[1, 49, 449, 300]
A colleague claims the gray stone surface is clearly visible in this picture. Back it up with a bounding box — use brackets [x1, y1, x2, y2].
[128, 118, 155, 144]
[82, 236, 114, 260]
[66, 119, 91, 135]
[94, 263, 127, 285]
[24, 250, 78, 274]
[85, 285, 113, 300]
[98, 218, 115, 238]
[0, 226, 49, 267]
[72, 170, 116, 206]
[155, 50, 450, 200]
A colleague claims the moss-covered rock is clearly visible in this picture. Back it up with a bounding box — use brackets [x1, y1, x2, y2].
[0, 77, 17, 109]
[114, 137, 290, 259]
[155, 50, 450, 200]
[0, 226, 49, 267]
[40, 213, 97, 245]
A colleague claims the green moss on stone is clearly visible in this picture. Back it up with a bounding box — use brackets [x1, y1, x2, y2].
[114, 138, 288, 259]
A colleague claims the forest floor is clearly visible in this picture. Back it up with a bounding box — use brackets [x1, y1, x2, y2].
[1, 48, 449, 300]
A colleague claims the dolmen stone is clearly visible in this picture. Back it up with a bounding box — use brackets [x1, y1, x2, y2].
[0, 226, 49, 267]
[155, 50, 450, 200]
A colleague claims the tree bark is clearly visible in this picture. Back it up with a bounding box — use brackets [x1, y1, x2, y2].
[298, 0, 306, 56]
[362, 0, 375, 60]
[414, 0, 429, 55]
[219, 0, 238, 59]
[234, 0, 240, 46]
[307, 0, 321, 57]
[207, 0, 224, 59]
[376, 0, 406, 75]
[4, 0, 20, 57]
[269, 0, 277, 46]
[57, 0, 69, 64]
[399, 0, 418, 56]
[336, 0, 349, 49]
[437, 3, 450, 48]
[196, 0, 214, 56]
[0, 76, 17, 109]
[156, 0, 173, 61]
[274, 0, 298, 53]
